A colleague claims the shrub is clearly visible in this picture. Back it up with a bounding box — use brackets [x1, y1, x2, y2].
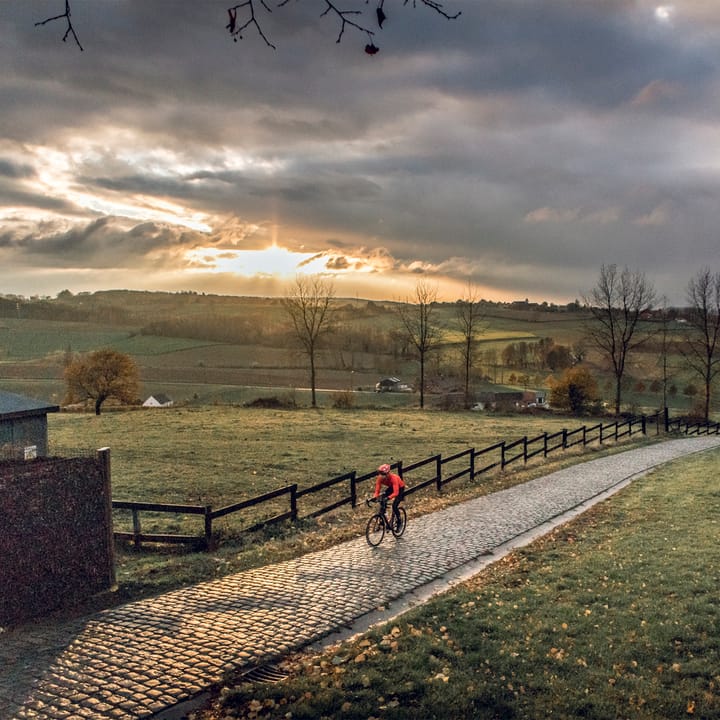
[330, 391, 355, 409]
[245, 396, 296, 409]
[549, 367, 599, 415]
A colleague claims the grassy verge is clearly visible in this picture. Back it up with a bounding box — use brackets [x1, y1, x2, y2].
[194, 446, 720, 720]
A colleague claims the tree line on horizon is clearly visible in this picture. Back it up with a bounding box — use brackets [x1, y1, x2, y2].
[5, 265, 718, 420]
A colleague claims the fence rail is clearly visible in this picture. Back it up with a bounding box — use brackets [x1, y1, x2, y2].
[111, 410, 718, 549]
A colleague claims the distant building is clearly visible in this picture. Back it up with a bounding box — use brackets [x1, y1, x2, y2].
[375, 377, 413, 393]
[0, 390, 59, 458]
[523, 390, 547, 407]
[142, 393, 174, 408]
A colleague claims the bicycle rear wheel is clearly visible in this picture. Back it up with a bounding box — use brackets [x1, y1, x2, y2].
[365, 513, 386, 546]
[391, 506, 407, 538]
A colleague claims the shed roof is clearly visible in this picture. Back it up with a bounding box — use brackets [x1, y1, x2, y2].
[0, 390, 60, 420]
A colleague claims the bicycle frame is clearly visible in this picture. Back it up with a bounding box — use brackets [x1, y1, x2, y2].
[364, 495, 406, 546]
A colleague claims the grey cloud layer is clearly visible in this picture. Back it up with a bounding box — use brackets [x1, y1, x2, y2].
[1, 0, 719, 301]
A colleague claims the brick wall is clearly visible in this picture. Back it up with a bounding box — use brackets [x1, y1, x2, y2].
[0, 452, 114, 626]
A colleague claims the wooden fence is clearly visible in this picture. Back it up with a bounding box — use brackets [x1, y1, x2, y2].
[111, 411, 719, 549]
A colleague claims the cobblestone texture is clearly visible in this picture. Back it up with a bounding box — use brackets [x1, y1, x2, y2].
[2, 437, 719, 719]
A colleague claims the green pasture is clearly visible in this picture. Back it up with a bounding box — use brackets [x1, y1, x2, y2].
[49, 407, 584, 507]
[201, 447, 720, 720]
[42, 407, 660, 610]
[0, 318, 212, 360]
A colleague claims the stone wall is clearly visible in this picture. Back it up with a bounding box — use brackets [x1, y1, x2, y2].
[0, 451, 114, 626]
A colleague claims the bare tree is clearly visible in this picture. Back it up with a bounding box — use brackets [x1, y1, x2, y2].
[37, 1, 460, 54]
[654, 296, 681, 413]
[584, 264, 656, 415]
[682, 268, 720, 420]
[454, 283, 486, 407]
[282, 275, 335, 408]
[396, 279, 443, 408]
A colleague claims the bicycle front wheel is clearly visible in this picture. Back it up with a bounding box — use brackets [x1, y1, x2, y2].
[391, 507, 407, 538]
[365, 513, 386, 546]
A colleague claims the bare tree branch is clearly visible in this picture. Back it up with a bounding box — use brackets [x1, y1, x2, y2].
[35, 0, 83, 52]
[227, 1, 277, 49]
[35, 1, 459, 55]
[229, 0, 461, 53]
[406, 0, 461, 22]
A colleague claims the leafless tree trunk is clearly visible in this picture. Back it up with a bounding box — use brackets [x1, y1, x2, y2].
[396, 280, 443, 409]
[656, 296, 675, 412]
[584, 264, 656, 415]
[455, 283, 487, 407]
[682, 268, 720, 421]
[282, 275, 335, 408]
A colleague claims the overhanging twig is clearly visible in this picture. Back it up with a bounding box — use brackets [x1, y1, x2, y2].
[35, 0, 84, 51]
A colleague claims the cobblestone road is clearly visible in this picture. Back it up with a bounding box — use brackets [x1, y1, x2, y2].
[2, 437, 719, 720]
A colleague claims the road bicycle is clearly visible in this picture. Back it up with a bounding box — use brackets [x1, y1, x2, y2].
[364, 494, 407, 547]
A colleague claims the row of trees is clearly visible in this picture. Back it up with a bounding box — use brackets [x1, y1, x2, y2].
[584, 265, 720, 420]
[501, 338, 583, 373]
[283, 265, 720, 418]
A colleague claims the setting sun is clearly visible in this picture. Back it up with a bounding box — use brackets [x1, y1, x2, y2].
[185, 244, 324, 277]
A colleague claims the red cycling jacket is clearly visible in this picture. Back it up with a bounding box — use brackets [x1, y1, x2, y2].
[374, 472, 405, 500]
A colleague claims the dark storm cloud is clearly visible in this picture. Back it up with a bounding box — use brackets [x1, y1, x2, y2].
[0, 159, 35, 179]
[0, 216, 201, 268]
[0, 185, 78, 213]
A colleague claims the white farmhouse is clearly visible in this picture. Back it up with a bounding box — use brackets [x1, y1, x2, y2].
[142, 393, 174, 408]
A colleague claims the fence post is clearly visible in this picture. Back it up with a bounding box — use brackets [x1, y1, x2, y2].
[543, 432, 548, 457]
[132, 508, 141, 548]
[664, 407, 669, 433]
[204, 505, 213, 550]
[562, 429, 568, 450]
[523, 436, 528, 464]
[96, 447, 116, 587]
[642, 415, 647, 435]
[582, 425, 587, 447]
[290, 484, 298, 520]
[349, 471, 357, 508]
[436, 455, 443, 492]
[470, 449, 475, 480]
[501, 441, 507, 469]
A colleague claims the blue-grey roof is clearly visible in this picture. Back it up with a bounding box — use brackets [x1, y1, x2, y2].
[0, 390, 59, 419]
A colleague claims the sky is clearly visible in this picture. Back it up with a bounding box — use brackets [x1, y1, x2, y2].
[1, 1, 719, 305]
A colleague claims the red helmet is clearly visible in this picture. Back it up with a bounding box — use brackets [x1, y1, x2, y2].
[378, 463, 391, 475]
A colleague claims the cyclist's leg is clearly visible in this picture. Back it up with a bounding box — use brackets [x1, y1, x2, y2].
[391, 487, 404, 520]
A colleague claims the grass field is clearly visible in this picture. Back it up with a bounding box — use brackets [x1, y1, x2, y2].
[42, 407, 658, 617]
[47, 406, 627, 508]
[195, 446, 720, 720]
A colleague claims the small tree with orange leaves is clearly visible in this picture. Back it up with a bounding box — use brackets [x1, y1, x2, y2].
[64, 349, 140, 415]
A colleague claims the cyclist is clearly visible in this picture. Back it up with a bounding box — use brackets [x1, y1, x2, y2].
[373, 463, 405, 524]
